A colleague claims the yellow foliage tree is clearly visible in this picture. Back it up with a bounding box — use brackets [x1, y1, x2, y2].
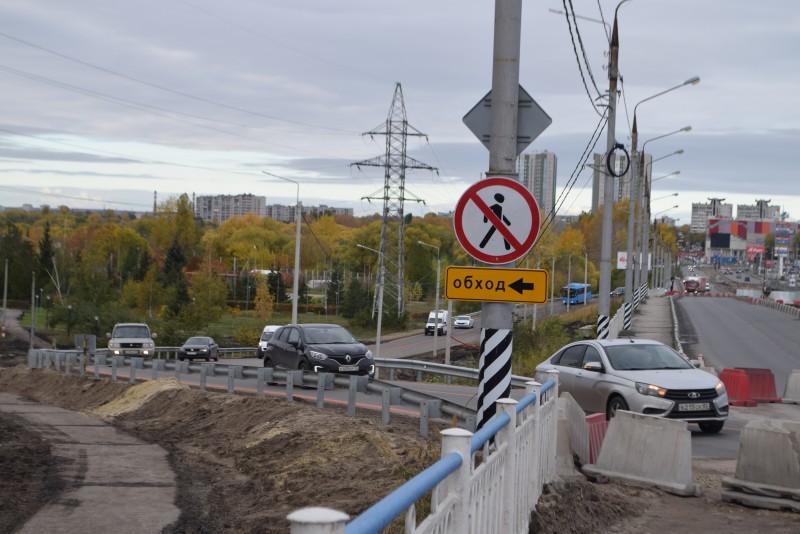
[254, 277, 274, 319]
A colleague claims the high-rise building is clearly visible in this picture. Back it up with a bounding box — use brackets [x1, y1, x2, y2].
[195, 194, 266, 224]
[691, 198, 733, 233]
[517, 150, 557, 218]
[736, 199, 781, 221]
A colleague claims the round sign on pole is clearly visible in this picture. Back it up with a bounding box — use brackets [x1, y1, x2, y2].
[454, 177, 541, 264]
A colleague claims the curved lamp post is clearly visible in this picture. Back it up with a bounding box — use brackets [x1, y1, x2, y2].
[635, 129, 690, 299]
[263, 171, 301, 325]
[417, 241, 441, 360]
[626, 78, 699, 304]
[357, 244, 384, 360]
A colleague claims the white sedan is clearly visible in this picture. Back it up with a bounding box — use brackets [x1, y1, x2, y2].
[453, 315, 474, 329]
[535, 339, 728, 433]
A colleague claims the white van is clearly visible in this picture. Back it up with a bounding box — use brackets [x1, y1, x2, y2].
[424, 310, 448, 336]
[257, 325, 280, 359]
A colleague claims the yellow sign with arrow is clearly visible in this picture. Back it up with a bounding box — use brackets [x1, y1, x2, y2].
[445, 266, 548, 304]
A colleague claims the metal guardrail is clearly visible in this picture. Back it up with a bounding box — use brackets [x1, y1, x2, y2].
[27, 349, 480, 435]
[375, 357, 534, 388]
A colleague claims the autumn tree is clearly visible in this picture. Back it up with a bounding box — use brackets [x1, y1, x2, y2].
[254, 277, 274, 320]
[190, 259, 229, 325]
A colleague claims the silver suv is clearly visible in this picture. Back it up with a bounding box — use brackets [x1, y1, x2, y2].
[107, 323, 157, 357]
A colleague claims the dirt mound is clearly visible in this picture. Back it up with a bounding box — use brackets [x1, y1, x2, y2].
[2, 361, 799, 533]
[0, 365, 441, 533]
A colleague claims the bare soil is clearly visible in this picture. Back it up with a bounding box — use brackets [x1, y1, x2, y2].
[1, 348, 799, 533]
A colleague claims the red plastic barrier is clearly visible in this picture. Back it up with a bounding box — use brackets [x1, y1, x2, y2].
[719, 369, 757, 407]
[735, 367, 782, 403]
[586, 413, 608, 464]
[776, 299, 784, 304]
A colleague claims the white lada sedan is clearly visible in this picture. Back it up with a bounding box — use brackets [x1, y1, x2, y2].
[535, 338, 728, 433]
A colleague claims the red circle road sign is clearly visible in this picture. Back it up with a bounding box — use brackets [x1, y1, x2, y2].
[454, 177, 541, 264]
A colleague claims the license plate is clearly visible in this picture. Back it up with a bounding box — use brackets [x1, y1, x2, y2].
[124, 350, 138, 355]
[339, 365, 359, 372]
[678, 402, 710, 411]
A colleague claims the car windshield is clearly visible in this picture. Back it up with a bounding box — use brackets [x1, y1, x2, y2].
[260, 331, 274, 342]
[456, 316, 468, 321]
[114, 325, 150, 338]
[304, 326, 356, 344]
[186, 337, 209, 345]
[604, 344, 694, 371]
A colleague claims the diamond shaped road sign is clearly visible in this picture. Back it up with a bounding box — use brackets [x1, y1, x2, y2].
[462, 85, 552, 155]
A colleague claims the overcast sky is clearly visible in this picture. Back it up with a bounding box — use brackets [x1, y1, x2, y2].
[1, 0, 798, 228]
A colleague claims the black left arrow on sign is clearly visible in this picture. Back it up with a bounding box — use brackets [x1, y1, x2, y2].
[509, 278, 534, 295]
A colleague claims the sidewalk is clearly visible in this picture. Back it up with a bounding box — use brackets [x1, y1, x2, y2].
[624, 292, 677, 348]
[0, 392, 180, 533]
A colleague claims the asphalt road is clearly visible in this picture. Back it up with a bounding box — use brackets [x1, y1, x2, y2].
[676, 296, 800, 392]
[675, 296, 800, 457]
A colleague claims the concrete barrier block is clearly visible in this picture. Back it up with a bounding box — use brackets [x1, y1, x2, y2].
[727, 420, 800, 493]
[582, 410, 698, 496]
[555, 416, 583, 480]
[557, 393, 589, 466]
[783, 370, 800, 404]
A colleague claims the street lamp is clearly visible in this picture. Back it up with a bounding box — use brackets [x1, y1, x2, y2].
[651, 170, 680, 183]
[652, 192, 679, 202]
[635, 135, 689, 301]
[417, 240, 441, 359]
[263, 171, 301, 325]
[357, 244, 384, 360]
[625, 78, 698, 307]
[547, 7, 611, 38]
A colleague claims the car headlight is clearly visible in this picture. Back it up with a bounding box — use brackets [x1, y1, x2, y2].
[109, 342, 120, 349]
[715, 381, 726, 395]
[635, 382, 667, 397]
[309, 350, 328, 361]
[365, 350, 373, 360]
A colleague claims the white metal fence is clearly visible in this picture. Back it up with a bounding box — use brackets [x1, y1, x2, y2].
[289, 372, 560, 534]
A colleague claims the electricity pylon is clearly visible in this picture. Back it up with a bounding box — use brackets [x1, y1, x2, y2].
[352, 83, 437, 318]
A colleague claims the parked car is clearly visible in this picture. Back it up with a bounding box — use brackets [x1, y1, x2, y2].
[178, 336, 219, 361]
[107, 323, 156, 357]
[258, 325, 280, 359]
[264, 324, 374, 377]
[453, 315, 474, 329]
[744, 276, 750, 282]
[610, 287, 625, 296]
[535, 339, 728, 433]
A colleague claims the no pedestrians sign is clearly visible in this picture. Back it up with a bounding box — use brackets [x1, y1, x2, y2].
[454, 177, 541, 264]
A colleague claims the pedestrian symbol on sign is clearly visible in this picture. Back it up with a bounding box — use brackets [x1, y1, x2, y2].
[453, 177, 541, 265]
[479, 193, 511, 250]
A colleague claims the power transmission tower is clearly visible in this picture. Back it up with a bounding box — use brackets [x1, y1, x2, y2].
[352, 83, 437, 318]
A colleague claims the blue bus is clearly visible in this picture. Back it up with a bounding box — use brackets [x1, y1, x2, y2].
[562, 283, 592, 305]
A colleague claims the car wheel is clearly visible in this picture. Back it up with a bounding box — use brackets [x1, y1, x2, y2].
[263, 357, 273, 368]
[205, 357, 209, 362]
[606, 396, 629, 420]
[298, 360, 309, 372]
[698, 421, 724, 434]
[178, 356, 184, 361]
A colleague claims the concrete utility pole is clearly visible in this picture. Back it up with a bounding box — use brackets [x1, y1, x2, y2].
[597, 2, 628, 339]
[476, 0, 522, 431]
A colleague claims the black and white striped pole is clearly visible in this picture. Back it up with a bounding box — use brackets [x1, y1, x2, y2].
[475, 0, 522, 431]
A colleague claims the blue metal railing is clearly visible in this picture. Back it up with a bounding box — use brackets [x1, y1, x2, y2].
[345, 452, 463, 534]
[345, 379, 555, 534]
